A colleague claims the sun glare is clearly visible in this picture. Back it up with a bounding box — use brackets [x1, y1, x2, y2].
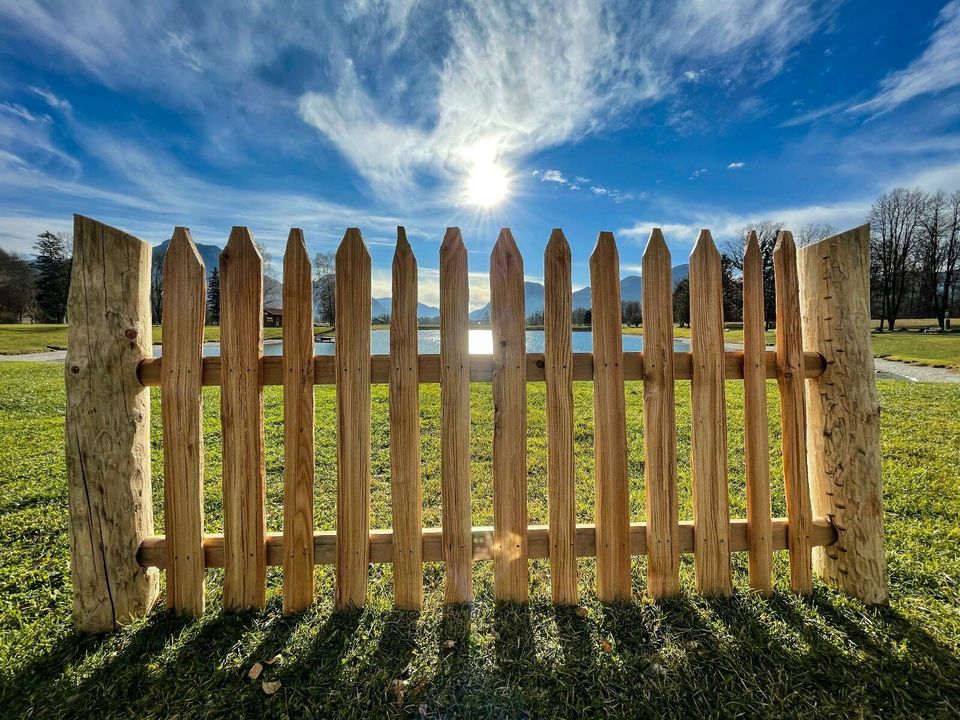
[464, 159, 510, 208]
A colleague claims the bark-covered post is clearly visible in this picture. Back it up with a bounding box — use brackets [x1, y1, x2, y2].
[65, 215, 159, 632]
[796, 224, 888, 605]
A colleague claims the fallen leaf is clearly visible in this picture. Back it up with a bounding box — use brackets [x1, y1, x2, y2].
[265, 654, 282, 666]
[247, 662, 263, 681]
[442, 639, 456, 649]
[262, 680, 281, 695]
[574, 606, 588, 618]
[391, 678, 407, 704]
[600, 640, 613, 653]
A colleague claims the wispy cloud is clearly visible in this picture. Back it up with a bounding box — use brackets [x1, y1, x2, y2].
[727, 161, 745, 169]
[689, 168, 708, 179]
[851, 0, 960, 116]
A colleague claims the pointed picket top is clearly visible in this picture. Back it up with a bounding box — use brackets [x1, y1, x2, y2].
[441, 226, 464, 254]
[491, 227, 522, 272]
[221, 226, 262, 264]
[337, 227, 369, 263]
[394, 225, 413, 258]
[774, 229, 796, 259]
[690, 228, 719, 262]
[284, 227, 308, 262]
[167, 226, 203, 272]
[546, 228, 570, 261]
[745, 230, 760, 265]
[643, 227, 670, 266]
[590, 230, 619, 267]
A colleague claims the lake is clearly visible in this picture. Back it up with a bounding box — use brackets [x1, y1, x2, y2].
[154, 329, 691, 357]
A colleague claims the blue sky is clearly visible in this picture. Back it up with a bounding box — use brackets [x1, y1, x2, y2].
[1, 0, 959, 308]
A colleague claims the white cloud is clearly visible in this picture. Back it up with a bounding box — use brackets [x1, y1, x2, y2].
[851, 0, 960, 116]
[690, 168, 708, 178]
[727, 161, 745, 169]
[29, 87, 72, 113]
[541, 169, 568, 184]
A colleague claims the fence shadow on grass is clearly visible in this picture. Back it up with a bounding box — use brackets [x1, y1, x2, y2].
[5, 590, 960, 718]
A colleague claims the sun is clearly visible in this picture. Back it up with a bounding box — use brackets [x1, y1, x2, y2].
[464, 158, 510, 208]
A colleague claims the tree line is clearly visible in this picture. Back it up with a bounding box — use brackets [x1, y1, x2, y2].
[2, 193, 958, 331]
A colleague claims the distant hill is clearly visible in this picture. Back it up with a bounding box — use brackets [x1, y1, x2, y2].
[373, 297, 441, 320]
[466, 265, 689, 321]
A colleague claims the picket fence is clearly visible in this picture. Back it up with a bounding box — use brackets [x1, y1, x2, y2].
[64, 215, 887, 632]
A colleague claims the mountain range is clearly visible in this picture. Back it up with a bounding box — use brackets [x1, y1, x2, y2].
[153, 239, 688, 321]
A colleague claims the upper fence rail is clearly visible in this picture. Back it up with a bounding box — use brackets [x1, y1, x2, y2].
[64, 215, 887, 633]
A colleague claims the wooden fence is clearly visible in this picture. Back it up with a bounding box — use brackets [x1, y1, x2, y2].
[64, 214, 887, 632]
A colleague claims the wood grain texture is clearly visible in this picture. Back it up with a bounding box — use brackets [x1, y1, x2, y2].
[742, 232, 773, 596]
[589, 232, 632, 601]
[641, 229, 680, 598]
[66, 214, 158, 632]
[335, 228, 372, 610]
[439, 228, 473, 604]
[282, 229, 315, 614]
[139, 517, 838, 569]
[160, 227, 206, 616]
[798, 227, 887, 602]
[774, 231, 814, 594]
[544, 229, 577, 604]
[139, 349, 828, 387]
[219, 227, 266, 611]
[490, 229, 529, 602]
[688, 230, 732, 596]
[389, 227, 423, 610]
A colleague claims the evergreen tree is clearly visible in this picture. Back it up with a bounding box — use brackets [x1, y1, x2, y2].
[32, 232, 71, 323]
[673, 278, 690, 327]
[207, 267, 221, 325]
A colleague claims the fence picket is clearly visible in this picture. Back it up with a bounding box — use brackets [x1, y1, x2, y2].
[774, 231, 814, 594]
[335, 228, 372, 609]
[219, 227, 266, 611]
[544, 229, 577, 604]
[490, 229, 529, 602]
[590, 232, 632, 601]
[389, 227, 423, 610]
[281, 229, 315, 614]
[743, 231, 773, 595]
[689, 229, 732, 596]
[641, 229, 680, 598]
[160, 227, 206, 616]
[440, 228, 473, 604]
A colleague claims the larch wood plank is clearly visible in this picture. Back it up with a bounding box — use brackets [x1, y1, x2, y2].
[774, 231, 814, 594]
[440, 228, 473, 604]
[389, 227, 423, 610]
[688, 230, 732, 596]
[742, 231, 773, 595]
[66, 215, 158, 632]
[281, 228, 315, 614]
[589, 232, 632, 601]
[490, 229, 529, 602]
[160, 227, 206, 616]
[641, 229, 680, 598]
[219, 227, 266, 611]
[335, 228, 372, 609]
[544, 229, 577, 604]
[797, 224, 887, 604]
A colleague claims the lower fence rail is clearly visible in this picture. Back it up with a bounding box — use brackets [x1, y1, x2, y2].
[137, 517, 838, 570]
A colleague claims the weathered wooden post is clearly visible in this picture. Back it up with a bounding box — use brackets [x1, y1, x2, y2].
[65, 215, 159, 632]
[796, 224, 888, 604]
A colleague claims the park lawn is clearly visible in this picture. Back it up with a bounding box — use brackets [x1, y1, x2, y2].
[1, 364, 959, 718]
[871, 332, 960, 369]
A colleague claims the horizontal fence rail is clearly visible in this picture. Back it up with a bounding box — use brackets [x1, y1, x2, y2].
[137, 350, 827, 386]
[65, 214, 890, 632]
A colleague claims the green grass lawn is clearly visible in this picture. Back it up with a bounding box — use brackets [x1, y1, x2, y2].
[1, 363, 958, 718]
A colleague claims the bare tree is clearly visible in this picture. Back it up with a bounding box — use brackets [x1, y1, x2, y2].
[723, 220, 782, 328]
[0, 248, 35, 322]
[869, 188, 925, 331]
[621, 300, 642, 327]
[313, 251, 336, 325]
[915, 190, 960, 329]
[796, 223, 836, 247]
